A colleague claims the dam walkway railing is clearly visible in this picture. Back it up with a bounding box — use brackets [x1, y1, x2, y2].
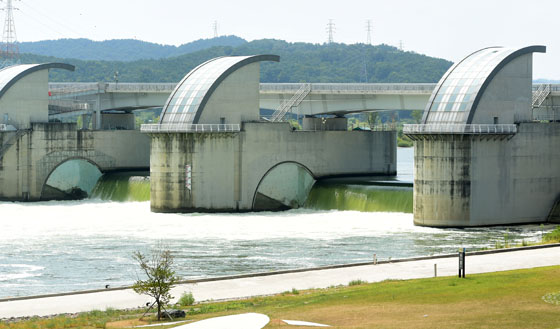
[141, 123, 241, 133]
[403, 124, 518, 135]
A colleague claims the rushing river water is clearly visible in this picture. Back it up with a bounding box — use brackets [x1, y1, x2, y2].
[0, 148, 555, 298]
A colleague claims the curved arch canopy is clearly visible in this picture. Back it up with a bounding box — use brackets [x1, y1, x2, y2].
[0, 63, 75, 100]
[159, 55, 279, 125]
[422, 46, 545, 124]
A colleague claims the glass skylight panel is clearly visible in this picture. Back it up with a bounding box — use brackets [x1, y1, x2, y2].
[160, 56, 253, 124]
[425, 48, 517, 124]
[0, 65, 36, 91]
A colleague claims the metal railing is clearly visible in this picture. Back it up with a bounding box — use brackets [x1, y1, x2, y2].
[48, 100, 91, 114]
[141, 123, 241, 133]
[260, 83, 436, 94]
[270, 83, 312, 122]
[532, 84, 551, 108]
[369, 123, 398, 131]
[105, 83, 177, 93]
[49, 82, 177, 96]
[532, 84, 560, 92]
[403, 124, 517, 135]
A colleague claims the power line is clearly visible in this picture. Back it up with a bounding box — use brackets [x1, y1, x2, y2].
[212, 20, 218, 38]
[326, 19, 335, 44]
[365, 19, 372, 45]
[1, 0, 20, 66]
[18, 0, 83, 39]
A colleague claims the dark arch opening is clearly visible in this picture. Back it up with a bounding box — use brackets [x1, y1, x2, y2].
[252, 161, 316, 211]
[41, 158, 102, 200]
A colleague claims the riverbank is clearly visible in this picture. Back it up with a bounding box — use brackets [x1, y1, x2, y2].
[1, 244, 559, 320]
[2, 264, 560, 328]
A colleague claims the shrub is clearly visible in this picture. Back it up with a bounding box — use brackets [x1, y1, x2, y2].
[543, 226, 560, 243]
[349, 279, 368, 286]
[178, 291, 195, 306]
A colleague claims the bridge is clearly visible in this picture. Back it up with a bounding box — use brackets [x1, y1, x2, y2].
[48, 82, 560, 128]
[47, 82, 434, 126]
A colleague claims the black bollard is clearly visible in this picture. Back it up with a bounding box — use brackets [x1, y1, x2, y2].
[458, 248, 466, 278]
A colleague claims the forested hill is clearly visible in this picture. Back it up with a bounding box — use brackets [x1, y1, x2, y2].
[18, 36, 247, 61]
[19, 38, 453, 83]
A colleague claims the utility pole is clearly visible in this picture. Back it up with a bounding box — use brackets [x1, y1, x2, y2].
[212, 20, 218, 38]
[365, 19, 372, 45]
[0, 0, 19, 67]
[326, 19, 335, 44]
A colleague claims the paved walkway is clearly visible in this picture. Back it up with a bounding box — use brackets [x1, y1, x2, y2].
[1, 245, 559, 318]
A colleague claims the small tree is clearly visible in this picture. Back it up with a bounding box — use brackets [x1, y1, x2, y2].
[367, 112, 379, 130]
[132, 246, 180, 320]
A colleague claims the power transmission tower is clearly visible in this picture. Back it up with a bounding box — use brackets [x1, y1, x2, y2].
[326, 19, 335, 44]
[212, 21, 218, 38]
[365, 20, 372, 45]
[0, 0, 19, 67]
[399, 40, 403, 51]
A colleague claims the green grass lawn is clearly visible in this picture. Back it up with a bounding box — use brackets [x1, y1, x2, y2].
[2, 265, 559, 328]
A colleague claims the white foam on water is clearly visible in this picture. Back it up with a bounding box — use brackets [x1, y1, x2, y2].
[0, 264, 44, 281]
[0, 201, 426, 242]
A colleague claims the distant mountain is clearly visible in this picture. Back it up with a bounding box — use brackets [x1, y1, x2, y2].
[534, 79, 560, 83]
[18, 36, 247, 61]
[19, 39, 452, 84]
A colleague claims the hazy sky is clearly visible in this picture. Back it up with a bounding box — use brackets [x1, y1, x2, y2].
[11, 0, 560, 79]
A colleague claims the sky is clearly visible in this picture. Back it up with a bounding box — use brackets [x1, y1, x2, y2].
[9, 0, 560, 79]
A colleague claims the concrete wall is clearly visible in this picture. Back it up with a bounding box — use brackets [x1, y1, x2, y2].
[472, 54, 533, 124]
[0, 70, 48, 129]
[198, 63, 260, 124]
[260, 92, 429, 115]
[98, 113, 135, 130]
[302, 117, 347, 131]
[413, 122, 560, 226]
[0, 123, 150, 201]
[149, 122, 396, 212]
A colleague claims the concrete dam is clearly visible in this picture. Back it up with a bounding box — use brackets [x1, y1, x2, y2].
[2, 47, 560, 227]
[141, 55, 396, 212]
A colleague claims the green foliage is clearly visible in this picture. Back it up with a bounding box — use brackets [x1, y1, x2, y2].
[19, 39, 452, 84]
[178, 291, 195, 306]
[19, 36, 247, 62]
[349, 279, 368, 286]
[288, 119, 301, 130]
[132, 245, 180, 320]
[281, 288, 300, 296]
[367, 112, 379, 129]
[543, 226, 560, 243]
[411, 110, 423, 124]
[397, 136, 413, 147]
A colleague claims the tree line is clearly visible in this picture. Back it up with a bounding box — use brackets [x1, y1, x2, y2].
[19, 38, 452, 84]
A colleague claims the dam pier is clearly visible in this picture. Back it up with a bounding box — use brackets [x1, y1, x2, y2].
[405, 46, 560, 226]
[1, 47, 560, 226]
[141, 55, 395, 212]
